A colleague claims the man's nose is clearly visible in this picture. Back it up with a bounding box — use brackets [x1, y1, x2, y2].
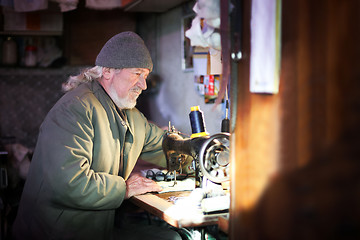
[138, 76, 147, 90]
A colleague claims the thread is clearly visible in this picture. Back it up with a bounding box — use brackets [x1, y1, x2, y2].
[189, 106, 209, 138]
[221, 88, 230, 133]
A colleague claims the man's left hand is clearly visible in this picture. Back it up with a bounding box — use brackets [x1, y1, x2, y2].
[125, 174, 162, 199]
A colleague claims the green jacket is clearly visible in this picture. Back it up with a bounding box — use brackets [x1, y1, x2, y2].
[13, 80, 166, 240]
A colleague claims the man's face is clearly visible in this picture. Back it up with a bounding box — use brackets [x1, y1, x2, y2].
[107, 68, 149, 109]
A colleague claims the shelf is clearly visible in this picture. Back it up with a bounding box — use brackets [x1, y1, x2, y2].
[122, 0, 191, 12]
[0, 31, 62, 36]
[0, 66, 85, 76]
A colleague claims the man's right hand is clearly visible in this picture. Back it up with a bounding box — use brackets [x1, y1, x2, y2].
[125, 174, 163, 199]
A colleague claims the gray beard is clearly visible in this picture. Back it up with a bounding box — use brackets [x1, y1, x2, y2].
[108, 88, 137, 109]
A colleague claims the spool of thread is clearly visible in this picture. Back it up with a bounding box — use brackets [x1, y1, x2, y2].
[221, 100, 230, 133]
[189, 106, 209, 138]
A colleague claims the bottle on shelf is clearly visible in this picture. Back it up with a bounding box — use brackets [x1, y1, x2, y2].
[24, 45, 37, 67]
[2, 37, 18, 66]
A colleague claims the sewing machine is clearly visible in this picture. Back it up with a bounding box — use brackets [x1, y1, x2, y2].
[162, 123, 230, 187]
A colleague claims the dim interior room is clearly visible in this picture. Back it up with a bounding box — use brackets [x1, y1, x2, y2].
[0, 0, 224, 147]
[1, 0, 360, 239]
[0, 0, 226, 239]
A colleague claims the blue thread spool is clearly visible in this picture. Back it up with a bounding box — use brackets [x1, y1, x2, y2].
[189, 106, 209, 138]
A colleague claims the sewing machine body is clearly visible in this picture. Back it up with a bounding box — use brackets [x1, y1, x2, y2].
[162, 127, 230, 187]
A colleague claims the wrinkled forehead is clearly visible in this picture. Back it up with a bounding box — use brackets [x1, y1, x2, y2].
[115, 68, 150, 74]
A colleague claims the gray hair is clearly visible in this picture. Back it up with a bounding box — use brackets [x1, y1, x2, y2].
[62, 66, 103, 92]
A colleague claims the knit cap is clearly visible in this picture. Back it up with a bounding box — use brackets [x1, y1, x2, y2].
[95, 31, 153, 71]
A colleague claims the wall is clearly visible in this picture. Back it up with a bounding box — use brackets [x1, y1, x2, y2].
[0, 2, 224, 147]
[0, 5, 136, 148]
[63, 5, 136, 65]
[137, 2, 224, 136]
[230, 0, 360, 239]
[0, 67, 82, 147]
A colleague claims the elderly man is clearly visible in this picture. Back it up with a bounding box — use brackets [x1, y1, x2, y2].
[12, 32, 181, 240]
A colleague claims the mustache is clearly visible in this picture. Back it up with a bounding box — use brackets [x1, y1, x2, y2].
[130, 87, 142, 95]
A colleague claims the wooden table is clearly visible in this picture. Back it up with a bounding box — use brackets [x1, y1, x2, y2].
[130, 191, 228, 229]
[218, 215, 229, 234]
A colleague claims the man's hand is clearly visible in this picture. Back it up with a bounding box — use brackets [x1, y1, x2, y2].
[125, 174, 163, 199]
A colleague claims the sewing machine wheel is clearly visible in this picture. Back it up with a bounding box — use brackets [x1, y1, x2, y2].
[198, 133, 230, 183]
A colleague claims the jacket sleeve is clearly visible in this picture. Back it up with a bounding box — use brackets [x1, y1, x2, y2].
[36, 97, 126, 210]
[137, 114, 167, 168]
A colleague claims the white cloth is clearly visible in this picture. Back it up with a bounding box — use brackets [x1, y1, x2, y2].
[185, 16, 221, 50]
[250, 0, 281, 94]
[157, 178, 196, 193]
[193, 0, 220, 28]
[185, 16, 211, 48]
[185, 0, 222, 50]
[51, 0, 79, 12]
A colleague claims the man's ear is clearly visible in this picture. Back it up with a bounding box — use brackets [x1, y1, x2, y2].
[102, 67, 113, 80]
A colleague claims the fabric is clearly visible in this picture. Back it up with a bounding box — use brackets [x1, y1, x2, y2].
[193, 0, 220, 28]
[12, 80, 166, 240]
[13, 0, 47, 12]
[95, 31, 153, 72]
[0, 0, 13, 7]
[185, 16, 221, 50]
[185, 16, 211, 47]
[4, 143, 31, 181]
[52, 0, 79, 12]
[86, 0, 121, 10]
[185, 0, 221, 51]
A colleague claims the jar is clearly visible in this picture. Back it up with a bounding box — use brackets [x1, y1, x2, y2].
[24, 45, 37, 67]
[2, 37, 17, 66]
